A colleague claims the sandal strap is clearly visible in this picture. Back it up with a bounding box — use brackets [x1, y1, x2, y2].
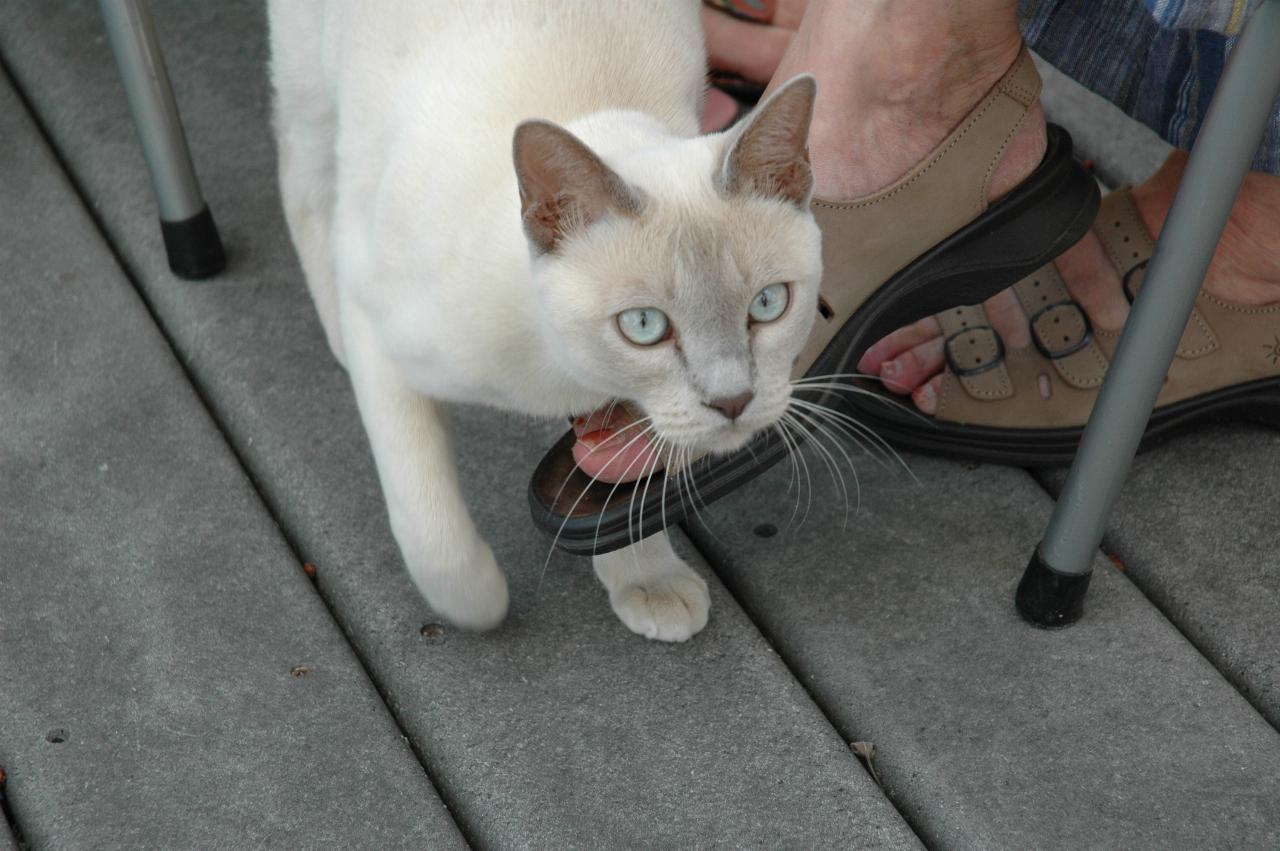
[932, 184, 1250, 424]
[937, 305, 1013, 399]
[1094, 189, 1154, 280]
[798, 46, 1041, 372]
[939, 188, 1224, 405]
[935, 286, 1280, 428]
[1011, 265, 1109, 389]
[1097, 190, 1220, 359]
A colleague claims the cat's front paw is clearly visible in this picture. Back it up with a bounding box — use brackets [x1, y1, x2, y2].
[412, 540, 509, 631]
[608, 566, 710, 643]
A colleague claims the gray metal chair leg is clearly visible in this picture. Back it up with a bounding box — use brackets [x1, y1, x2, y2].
[98, 0, 225, 279]
[1016, 0, 1280, 627]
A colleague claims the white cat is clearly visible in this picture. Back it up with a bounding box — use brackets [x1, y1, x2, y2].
[268, 0, 821, 641]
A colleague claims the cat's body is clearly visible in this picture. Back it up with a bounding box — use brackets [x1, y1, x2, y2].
[269, 0, 820, 640]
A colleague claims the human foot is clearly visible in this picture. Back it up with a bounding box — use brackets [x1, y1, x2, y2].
[701, 0, 1047, 201]
[763, 0, 1045, 204]
[702, 87, 745, 134]
[702, 0, 805, 87]
[700, 0, 805, 133]
[858, 150, 1280, 415]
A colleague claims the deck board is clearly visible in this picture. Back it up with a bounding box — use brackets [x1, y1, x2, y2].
[689, 452, 1280, 848]
[0, 68, 463, 849]
[1037, 424, 1280, 728]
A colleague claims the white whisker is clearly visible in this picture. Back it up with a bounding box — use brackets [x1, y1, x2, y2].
[789, 397, 897, 463]
[773, 420, 806, 530]
[589, 428, 662, 567]
[792, 386, 936, 428]
[658, 441, 674, 546]
[788, 398, 918, 484]
[539, 419, 656, 589]
[793, 407, 863, 514]
[774, 420, 799, 497]
[792, 371, 883, 384]
[541, 415, 654, 534]
[779, 416, 815, 530]
[787, 398, 893, 470]
[786, 405, 860, 527]
[770, 423, 802, 528]
[627, 431, 668, 555]
[784, 411, 847, 527]
[677, 445, 729, 548]
[635, 435, 668, 545]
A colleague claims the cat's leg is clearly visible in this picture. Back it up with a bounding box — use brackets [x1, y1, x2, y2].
[270, 0, 345, 362]
[271, 25, 345, 368]
[594, 532, 710, 642]
[276, 121, 346, 366]
[342, 309, 509, 629]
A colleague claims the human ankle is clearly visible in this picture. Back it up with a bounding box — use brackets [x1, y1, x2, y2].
[772, 2, 1032, 200]
[842, 18, 1024, 117]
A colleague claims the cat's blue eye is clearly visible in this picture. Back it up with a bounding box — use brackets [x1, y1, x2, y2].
[749, 283, 790, 324]
[617, 307, 670, 346]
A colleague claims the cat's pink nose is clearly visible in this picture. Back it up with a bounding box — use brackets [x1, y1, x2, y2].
[706, 392, 754, 421]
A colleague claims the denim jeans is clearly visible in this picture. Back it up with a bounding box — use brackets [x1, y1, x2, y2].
[1021, 0, 1279, 173]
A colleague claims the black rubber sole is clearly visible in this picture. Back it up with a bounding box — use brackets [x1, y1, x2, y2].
[845, 374, 1280, 468]
[530, 124, 1100, 555]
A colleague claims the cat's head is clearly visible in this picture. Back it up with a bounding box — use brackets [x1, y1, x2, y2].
[514, 77, 820, 462]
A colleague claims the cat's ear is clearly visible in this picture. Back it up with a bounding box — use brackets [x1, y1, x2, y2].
[720, 74, 816, 207]
[513, 121, 640, 254]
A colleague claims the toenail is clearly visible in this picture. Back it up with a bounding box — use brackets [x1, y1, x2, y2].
[916, 384, 935, 406]
[881, 361, 900, 378]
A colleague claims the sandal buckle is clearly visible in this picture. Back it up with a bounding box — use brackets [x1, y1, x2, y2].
[1030, 301, 1093, 360]
[1121, 259, 1148, 304]
[944, 326, 1005, 377]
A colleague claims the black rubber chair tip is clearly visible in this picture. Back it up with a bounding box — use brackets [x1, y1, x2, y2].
[160, 205, 226, 279]
[1015, 548, 1092, 629]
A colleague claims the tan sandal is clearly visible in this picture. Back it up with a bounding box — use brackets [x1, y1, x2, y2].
[531, 47, 1101, 553]
[851, 188, 1280, 465]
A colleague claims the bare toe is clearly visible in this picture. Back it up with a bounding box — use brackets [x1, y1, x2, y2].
[982, 288, 1032, 349]
[879, 335, 944, 395]
[913, 375, 942, 415]
[858, 316, 941, 376]
[702, 87, 741, 134]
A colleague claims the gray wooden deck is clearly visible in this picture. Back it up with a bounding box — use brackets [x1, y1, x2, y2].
[1, 3, 1277, 849]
